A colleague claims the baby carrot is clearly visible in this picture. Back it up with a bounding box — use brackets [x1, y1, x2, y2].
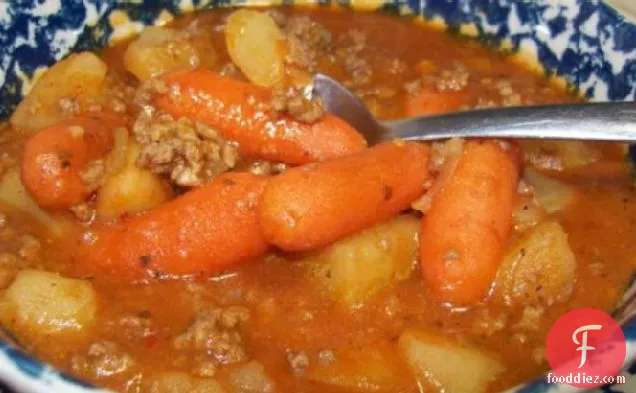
[258, 142, 430, 251]
[154, 70, 366, 165]
[419, 140, 520, 305]
[73, 172, 269, 278]
[406, 88, 470, 117]
[21, 117, 114, 210]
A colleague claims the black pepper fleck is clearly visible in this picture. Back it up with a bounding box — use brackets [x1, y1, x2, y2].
[383, 185, 393, 201]
[139, 255, 151, 267]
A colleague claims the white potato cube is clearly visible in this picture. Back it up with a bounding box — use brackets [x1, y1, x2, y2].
[311, 215, 419, 306]
[97, 142, 171, 219]
[225, 10, 285, 88]
[524, 168, 577, 213]
[522, 140, 601, 170]
[399, 329, 503, 393]
[11, 52, 107, 131]
[494, 221, 576, 306]
[124, 26, 218, 81]
[1, 270, 98, 337]
[0, 170, 71, 236]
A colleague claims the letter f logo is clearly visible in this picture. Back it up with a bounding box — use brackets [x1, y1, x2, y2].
[572, 324, 603, 368]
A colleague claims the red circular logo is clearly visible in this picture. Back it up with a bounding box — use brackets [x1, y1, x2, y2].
[545, 308, 626, 388]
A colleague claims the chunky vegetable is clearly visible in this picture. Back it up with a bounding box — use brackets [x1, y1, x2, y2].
[259, 142, 430, 251]
[155, 70, 366, 164]
[225, 10, 286, 88]
[511, 195, 546, 233]
[0, 170, 70, 236]
[21, 117, 115, 210]
[494, 221, 576, 306]
[11, 52, 108, 131]
[75, 172, 269, 278]
[524, 168, 577, 213]
[311, 215, 419, 306]
[420, 141, 520, 305]
[0, 270, 97, 338]
[399, 329, 503, 393]
[97, 141, 172, 220]
[124, 26, 218, 81]
[522, 140, 602, 170]
[308, 342, 413, 392]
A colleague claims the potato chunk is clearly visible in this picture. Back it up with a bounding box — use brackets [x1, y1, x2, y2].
[399, 329, 503, 393]
[308, 342, 413, 392]
[494, 221, 576, 306]
[11, 52, 107, 131]
[524, 168, 577, 213]
[97, 141, 171, 220]
[522, 140, 601, 170]
[124, 26, 218, 81]
[311, 215, 419, 306]
[144, 372, 226, 393]
[225, 9, 285, 87]
[0, 270, 97, 337]
[0, 170, 70, 236]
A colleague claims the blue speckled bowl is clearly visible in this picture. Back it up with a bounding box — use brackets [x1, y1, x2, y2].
[1, 1, 636, 392]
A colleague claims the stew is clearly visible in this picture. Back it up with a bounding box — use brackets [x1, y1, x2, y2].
[0, 6, 634, 393]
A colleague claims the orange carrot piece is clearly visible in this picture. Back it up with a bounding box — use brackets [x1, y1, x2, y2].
[21, 117, 114, 210]
[258, 142, 430, 251]
[154, 70, 366, 164]
[406, 88, 470, 117]
[73, 172, 269, 278]
[420, 140, 520, 305]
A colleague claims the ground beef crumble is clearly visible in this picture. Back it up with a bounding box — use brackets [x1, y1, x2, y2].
[71, 341, 137, 379]
[132, 108, 239, 187]
[17, 234, 41, 262]
[270, 85, 325, 124]
[218, 62, 240, 78]
[116, 313, 157, 342]
[248, 160, 288, 176]
[57, 97, 80, 116]
[70, 203, 96, 224]
[286, 350, 309, 375]
[435, 62, 470, 92]
[404, 61, 470, 95]
[283, 16, 332, 73]
[317, 349, 335, 365]
[172, 306, 250, 366]
[263, 15, 330, 123]
[335, 29, 373, 87]
[80, 159, 106, 192]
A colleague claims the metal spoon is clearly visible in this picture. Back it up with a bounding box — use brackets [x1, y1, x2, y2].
[312, 73, 636, 144]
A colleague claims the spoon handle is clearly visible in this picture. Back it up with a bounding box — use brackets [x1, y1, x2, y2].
[383, 102, 636, 142]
